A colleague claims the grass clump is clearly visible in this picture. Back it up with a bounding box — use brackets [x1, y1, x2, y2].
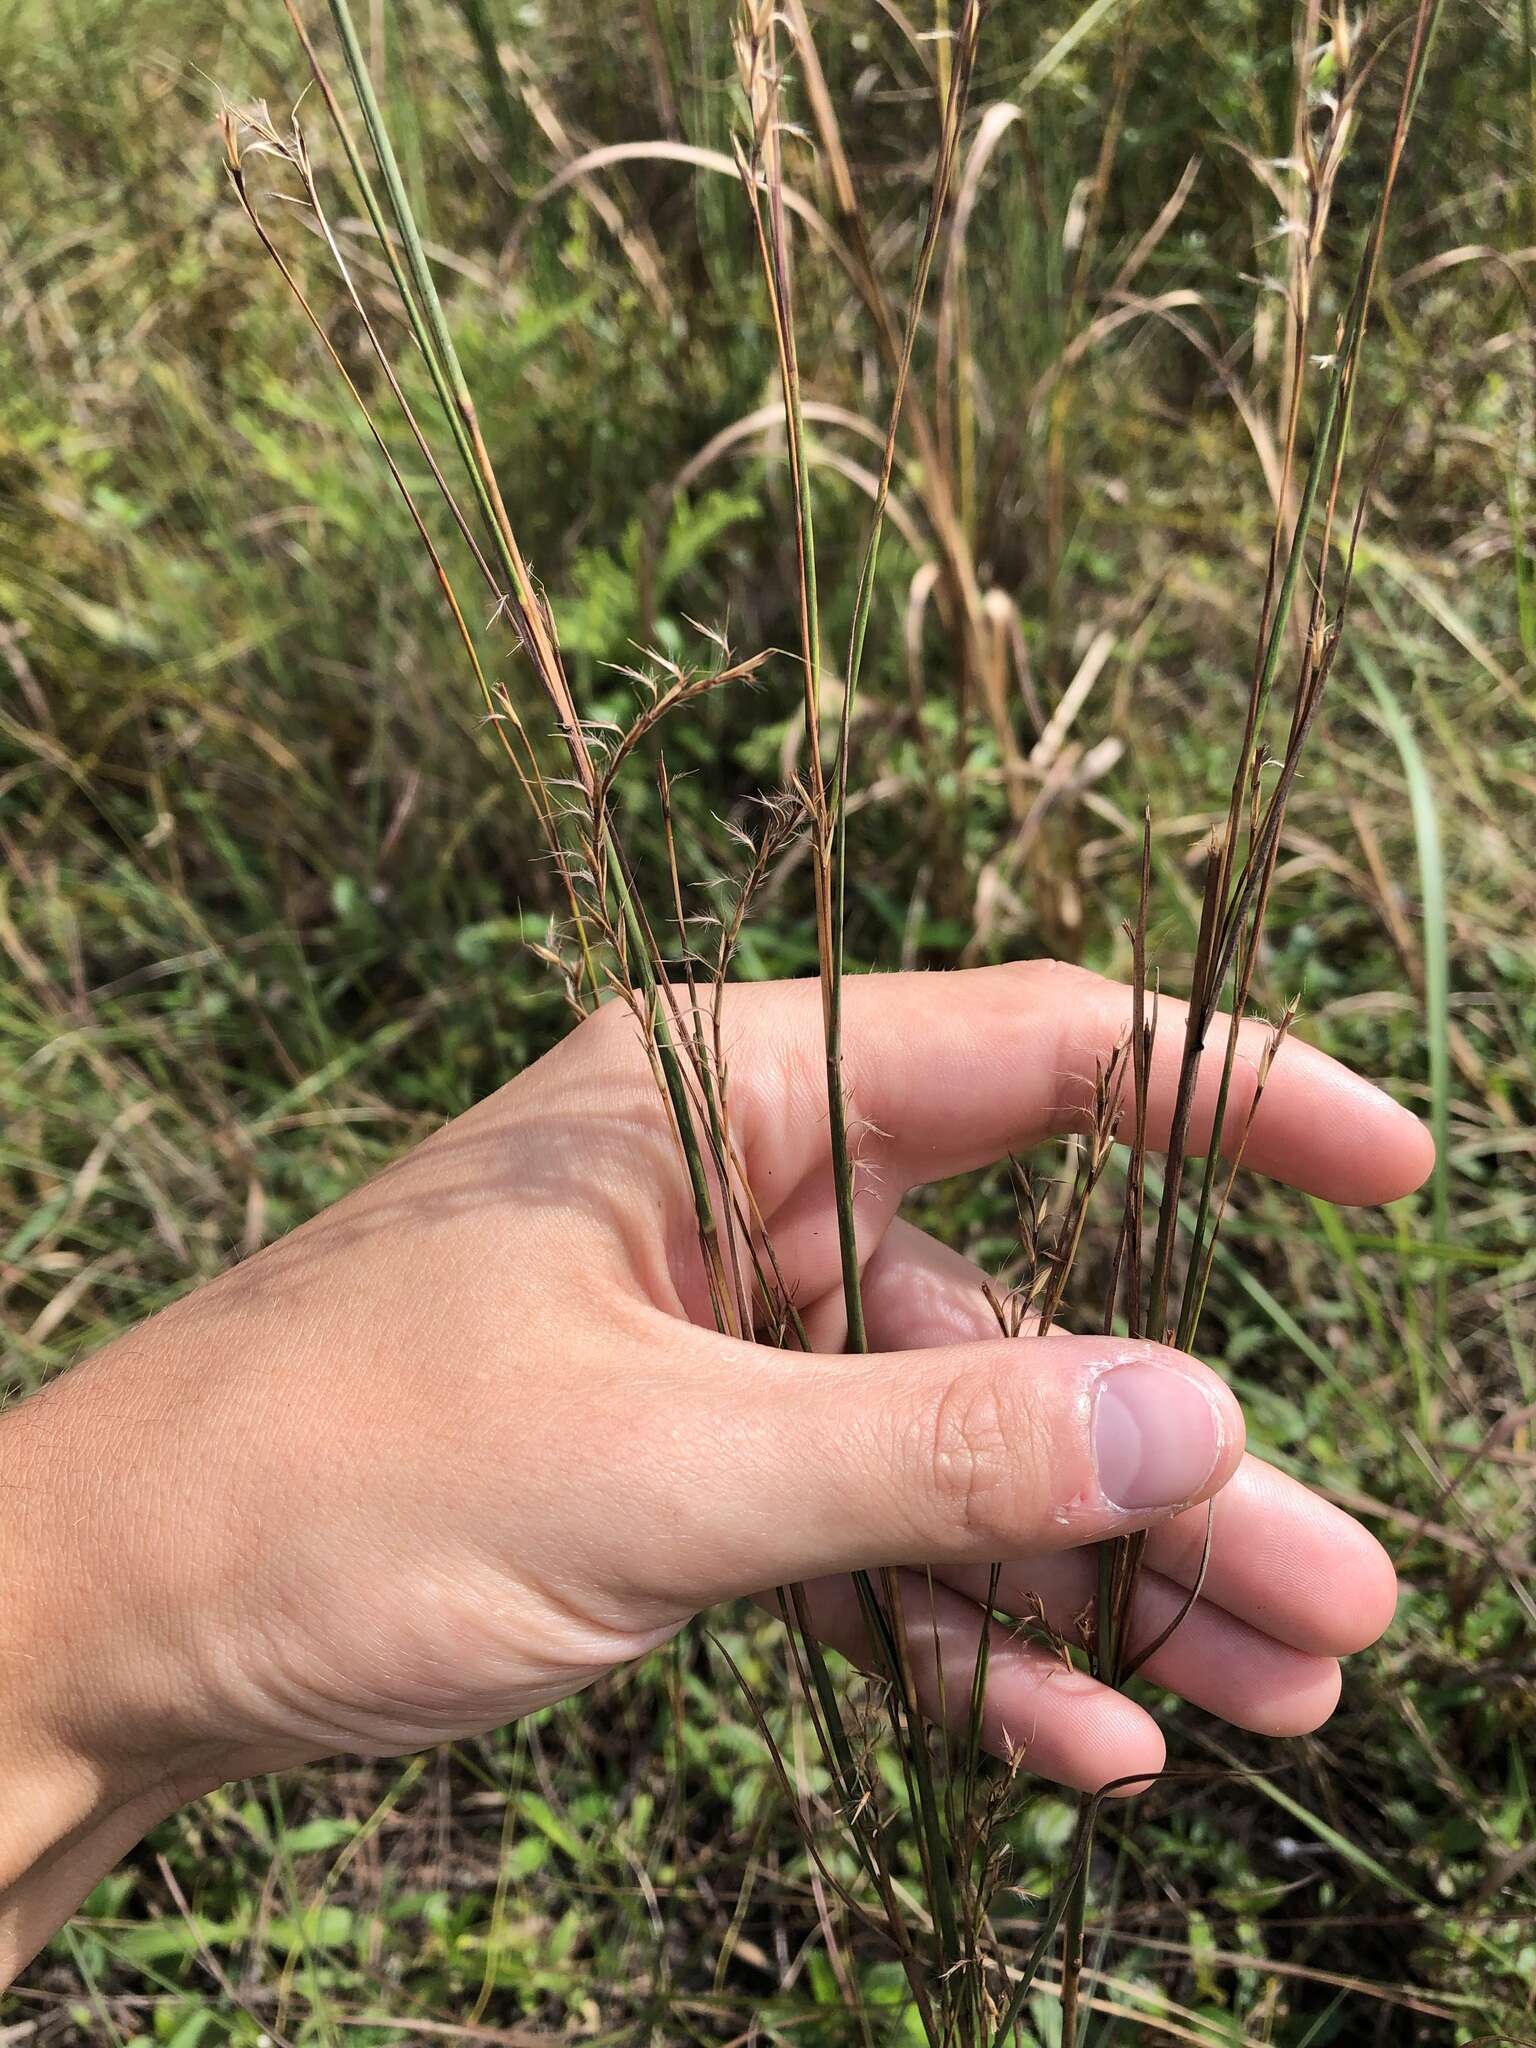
[3, 0, 1534, 2040]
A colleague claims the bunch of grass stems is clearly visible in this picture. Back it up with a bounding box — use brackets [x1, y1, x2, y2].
[223, 0, 1441, 2036]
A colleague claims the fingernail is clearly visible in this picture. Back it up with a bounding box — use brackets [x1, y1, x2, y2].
[1093, 1361, 1223, 1511]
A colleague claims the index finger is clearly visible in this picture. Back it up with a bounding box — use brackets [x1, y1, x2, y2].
[727, 961, 1432, 1211]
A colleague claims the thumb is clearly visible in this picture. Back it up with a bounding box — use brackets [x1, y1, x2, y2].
[639, 1328, 1245, 1608]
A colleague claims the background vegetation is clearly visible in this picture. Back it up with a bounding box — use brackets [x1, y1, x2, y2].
[2, 0, 1532, 2039]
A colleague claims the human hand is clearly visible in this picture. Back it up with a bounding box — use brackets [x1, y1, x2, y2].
[0, 963, 1432, 1977]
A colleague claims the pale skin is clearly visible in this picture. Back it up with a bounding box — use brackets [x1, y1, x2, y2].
[0, 960, 1434, 1985]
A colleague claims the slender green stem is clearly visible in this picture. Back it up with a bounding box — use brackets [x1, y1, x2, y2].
[1058, 1803, 1093, 2048]
[1361, 647, 1450, 1397]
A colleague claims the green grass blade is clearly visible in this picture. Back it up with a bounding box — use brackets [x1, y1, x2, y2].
[1358, 645, 1450, 1378]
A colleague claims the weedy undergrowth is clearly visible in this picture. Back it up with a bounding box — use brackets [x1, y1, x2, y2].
[221, 0, 1442, 2036]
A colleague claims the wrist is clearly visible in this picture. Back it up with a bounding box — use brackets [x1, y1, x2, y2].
[0, 1358, 247, 1982]
[0, 1737, 201, 1986]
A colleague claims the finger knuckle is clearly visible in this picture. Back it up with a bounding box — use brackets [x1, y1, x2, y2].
[920, 1366, 1034, 1551]
[576, 994, 638, 1059]
[1009, 955, 1089, 993]
[568, 995, 658, 1096]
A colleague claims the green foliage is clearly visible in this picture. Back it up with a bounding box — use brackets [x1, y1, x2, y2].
[2, 0, 1533, 2040]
